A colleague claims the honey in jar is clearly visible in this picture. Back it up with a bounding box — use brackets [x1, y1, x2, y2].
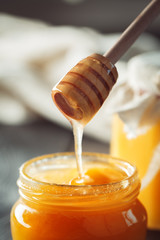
[11, 152, 147, 240]
[111, 114, 160, 229]
[110, 52, 160, 229]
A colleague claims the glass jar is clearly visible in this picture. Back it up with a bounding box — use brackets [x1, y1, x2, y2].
[11, 152, 147, 240]
[111, 114, 160, 229]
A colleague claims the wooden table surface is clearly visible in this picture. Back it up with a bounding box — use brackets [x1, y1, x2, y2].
[0, 119, 160, 240]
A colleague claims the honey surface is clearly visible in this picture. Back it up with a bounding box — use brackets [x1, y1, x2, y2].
[32, 166, 127, 185]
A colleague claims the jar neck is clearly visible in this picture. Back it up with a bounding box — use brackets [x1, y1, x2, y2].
[17, 152, 141, 208]
[18, 180, 140, 209]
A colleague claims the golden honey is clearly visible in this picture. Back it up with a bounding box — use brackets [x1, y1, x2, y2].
[11, 152, 147, 240]
[111, 114, 160, 229]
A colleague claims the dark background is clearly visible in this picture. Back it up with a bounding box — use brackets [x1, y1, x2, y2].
[0, 0, 160, 239]
[0, 0, 160, 37]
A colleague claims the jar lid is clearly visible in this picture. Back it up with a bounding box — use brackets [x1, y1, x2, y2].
[128, 51, 160, 95]
[107, 51, 160, 138]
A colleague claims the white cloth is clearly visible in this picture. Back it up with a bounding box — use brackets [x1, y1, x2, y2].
[107, 52, 160, 138]
[0, 14, 160, 142]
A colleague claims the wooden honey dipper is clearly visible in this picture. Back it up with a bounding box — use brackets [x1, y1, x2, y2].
[52, 0, 160, 126]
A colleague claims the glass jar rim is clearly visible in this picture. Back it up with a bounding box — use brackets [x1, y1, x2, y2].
[18, 152, 140, 200]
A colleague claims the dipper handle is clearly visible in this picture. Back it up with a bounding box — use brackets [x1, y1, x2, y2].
[104, 0, 160, 63]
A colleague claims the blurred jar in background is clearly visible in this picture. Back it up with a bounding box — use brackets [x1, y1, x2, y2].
[110, 52, 160, 229]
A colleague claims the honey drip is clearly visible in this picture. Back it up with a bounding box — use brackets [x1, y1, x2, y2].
[72, 120, 84, 179]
